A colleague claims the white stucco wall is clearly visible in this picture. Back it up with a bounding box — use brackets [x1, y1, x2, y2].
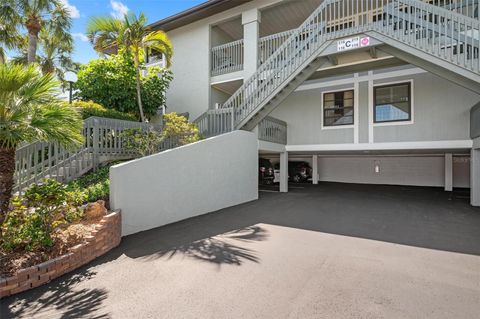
[165, 0, 282, 121]
[110, 131, 259, 236]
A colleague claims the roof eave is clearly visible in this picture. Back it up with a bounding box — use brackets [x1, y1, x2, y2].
[148, 0, 253, 32]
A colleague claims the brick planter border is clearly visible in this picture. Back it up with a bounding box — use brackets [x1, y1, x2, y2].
[0, 211, 121, 298]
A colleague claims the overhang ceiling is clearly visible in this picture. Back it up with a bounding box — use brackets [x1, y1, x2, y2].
[215, 0, 323, 40]
[212, 79, 243, 95]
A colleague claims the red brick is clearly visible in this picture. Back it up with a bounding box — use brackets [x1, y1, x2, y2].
[2, 211, 121, 299]
[10, 282, 31, 294]
[0, 289, 11, 298]
[17, 266, 38, 281]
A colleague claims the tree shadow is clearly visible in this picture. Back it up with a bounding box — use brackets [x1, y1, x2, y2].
[1, 270, 109, 319]
[109, 182, 480, 262]
[155, 226, 268, 266]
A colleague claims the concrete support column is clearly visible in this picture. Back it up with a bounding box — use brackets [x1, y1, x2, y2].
[280, 151, 288, 193]
[444, 153, 453, 192]
[471, 145, 480, 206]
[242, 9, 261, 78]
[312, 155, 318, 184]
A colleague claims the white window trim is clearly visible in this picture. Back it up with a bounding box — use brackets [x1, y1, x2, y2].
[371, 79, 415, 127]
[321, 87, 356, 130]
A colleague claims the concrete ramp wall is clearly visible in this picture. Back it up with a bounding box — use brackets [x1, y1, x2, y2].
[110, 131, 258, 236]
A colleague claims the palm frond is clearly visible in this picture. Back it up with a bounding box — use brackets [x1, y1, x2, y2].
[0, 63, 83, 149]
[143, 30, 173, 67]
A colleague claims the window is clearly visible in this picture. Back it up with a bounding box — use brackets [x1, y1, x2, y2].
[323, 90, 354, 127]
[374, 82, 411, 123]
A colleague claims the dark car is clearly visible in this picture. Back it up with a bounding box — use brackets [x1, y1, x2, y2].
[259, 158, 274, 184]
[288, 161, 312, 183]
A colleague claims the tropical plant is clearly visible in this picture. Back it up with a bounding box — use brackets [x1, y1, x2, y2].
[1, 179, 83, 252]
[0, 1, 21, 63]
[1, 0, 73, 63]
[86, 12, 173, 122]
[75, 53, 173, 119]
[0, 63, 83, 218]
[12, 26, 78, 82]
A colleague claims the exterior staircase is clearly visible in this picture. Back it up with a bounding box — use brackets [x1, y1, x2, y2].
[205, 0, 480, 133]
[14, 117, 175, 194]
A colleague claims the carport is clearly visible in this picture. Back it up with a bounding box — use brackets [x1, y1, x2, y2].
[259, 140, 478, 205]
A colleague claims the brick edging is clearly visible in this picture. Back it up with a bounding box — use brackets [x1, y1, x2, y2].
[0, 211, 121, 298]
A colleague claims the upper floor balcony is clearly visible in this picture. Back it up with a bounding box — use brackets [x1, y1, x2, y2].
[211, 29, 294, 76]
[210, 0, 480, 77]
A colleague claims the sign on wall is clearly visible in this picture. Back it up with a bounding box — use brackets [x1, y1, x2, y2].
[337, 36, 370, 52]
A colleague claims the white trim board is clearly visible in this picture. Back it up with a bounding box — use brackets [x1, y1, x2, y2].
[297, 67, 427, 92]
[286, 140, 473, 152]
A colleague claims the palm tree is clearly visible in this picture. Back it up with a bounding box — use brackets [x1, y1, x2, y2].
[13, 27, 78, 82]
[87, 12, 173, 122]
[0, 0, 21, 63]
[1, 0, 72, 64]
[0, 63, 83, 216]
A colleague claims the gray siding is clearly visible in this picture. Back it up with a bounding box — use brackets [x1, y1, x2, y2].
[270, 70, 479, 145]
[471, 102, 480, 139]
[270, 84, 354, 145]
[373, 73, 478, 143]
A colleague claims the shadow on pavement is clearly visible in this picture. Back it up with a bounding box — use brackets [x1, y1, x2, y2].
[1, 270, 109, 319]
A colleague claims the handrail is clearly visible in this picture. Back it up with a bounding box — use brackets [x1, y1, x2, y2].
[259, 29, 295, 65]
[193, 108, 234, 137]
[220, 0, 479, 129]
[258, 116, 287, 144]
[14, 117, 167, 193]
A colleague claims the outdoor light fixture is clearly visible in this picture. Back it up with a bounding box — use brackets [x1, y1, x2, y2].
[64, 71, 78, 104]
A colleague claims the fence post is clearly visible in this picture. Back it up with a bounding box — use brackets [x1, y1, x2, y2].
[92, 118, 99, 170]
[231, 107, 235, 132]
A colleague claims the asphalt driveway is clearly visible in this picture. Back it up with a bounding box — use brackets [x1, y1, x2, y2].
[2, 183, 480, 318]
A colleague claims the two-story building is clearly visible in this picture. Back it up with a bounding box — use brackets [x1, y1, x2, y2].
[147, 0, 480, 206]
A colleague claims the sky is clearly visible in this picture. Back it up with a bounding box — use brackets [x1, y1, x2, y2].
[64, 0, 205, 64]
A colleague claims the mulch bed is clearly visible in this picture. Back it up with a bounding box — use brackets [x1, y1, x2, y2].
[0, 216, 103, 278]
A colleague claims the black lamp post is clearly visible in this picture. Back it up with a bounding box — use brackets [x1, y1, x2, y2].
[64, 71, 78, 104]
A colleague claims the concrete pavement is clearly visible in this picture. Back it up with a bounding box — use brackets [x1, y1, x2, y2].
[2, 183, 480, 318]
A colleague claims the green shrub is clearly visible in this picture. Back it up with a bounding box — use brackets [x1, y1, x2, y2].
[121, 128, 163, 157]
[72, 101, 137, 121]
[161, 112, 200, 145]
[66, 163, 114, 203]
[120, 113, 200, 157]
[74, 53, 173, 119]
[1, 180, 84, 252]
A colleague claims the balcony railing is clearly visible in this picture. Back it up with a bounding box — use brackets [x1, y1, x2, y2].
[258, 116, 287, 145]
[211, 40, 244, 76]
[211, 29, 295, 76]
